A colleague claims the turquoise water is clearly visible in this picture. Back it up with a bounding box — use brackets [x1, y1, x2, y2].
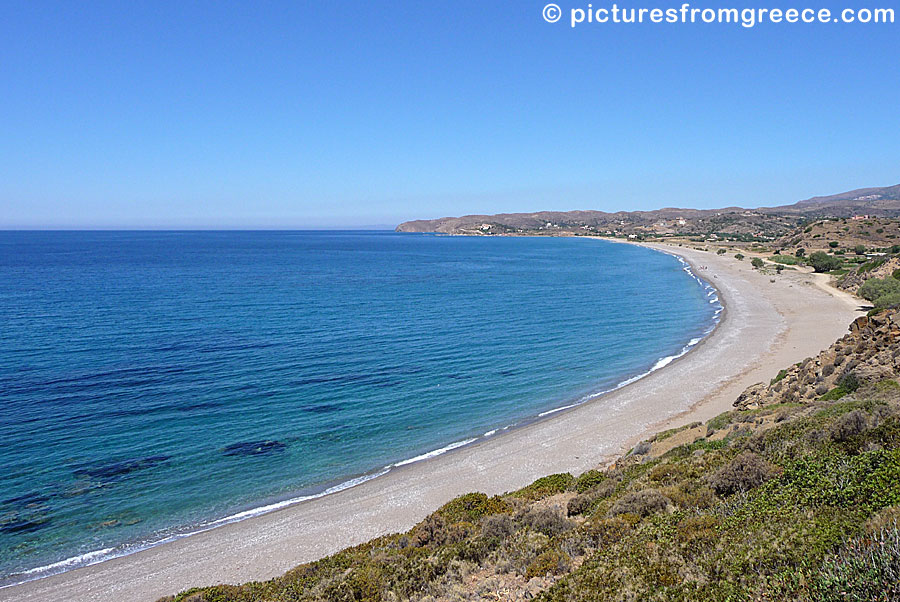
[0, 231, 720, 584]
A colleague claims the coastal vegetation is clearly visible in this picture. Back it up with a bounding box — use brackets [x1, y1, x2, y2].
[808, 251, 843, 273]
[161, 312, 900, 602]
[769, 254, 804, 265]
[858, 277, 900, 312]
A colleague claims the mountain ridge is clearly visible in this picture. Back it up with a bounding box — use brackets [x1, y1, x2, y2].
[396, 184, 900, 235]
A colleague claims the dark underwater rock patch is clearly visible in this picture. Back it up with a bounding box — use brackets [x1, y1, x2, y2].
[222, 440, 287, 457]
[73, 455, 171, 482]
[2, 492, 51, 507]
[0, 517, 50, 534]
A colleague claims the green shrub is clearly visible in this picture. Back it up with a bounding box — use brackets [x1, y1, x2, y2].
[821, 387, 851, 401]
[438, 493, 509, 523]
[735, 253, 745, 261]
[820, 374, 862, 402]
[526, 548, 571, 579]
[876, 292, 900, 310]
[574, 469, 606, 493]
[810, 526, 900, 601]
[751, 257, 764, 269]
[808, 251, 843, 273]
[859, 277, 900, 304]
[512, 473, 574, 500]
[839, 373, 861, 393]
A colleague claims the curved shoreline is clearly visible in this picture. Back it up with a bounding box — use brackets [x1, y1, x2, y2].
[1, 240, 722, 590]
[1, 241, 862, 602]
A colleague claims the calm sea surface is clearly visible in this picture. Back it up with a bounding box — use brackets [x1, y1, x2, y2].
[0, 231, 720, 584]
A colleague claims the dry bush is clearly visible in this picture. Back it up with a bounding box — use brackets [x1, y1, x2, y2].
[633, 440, 652, 455]
[829, 409, 869, 442]
[707, 451, 774, 495]
[480, 513, 516, 540]
[607, 489, 670, 517]
[567, 493, 594, 517]
[411, 514, 471, 547]
[521, 507, 572, 537]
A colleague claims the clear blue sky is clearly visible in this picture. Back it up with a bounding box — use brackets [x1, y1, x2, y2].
[1, 1, 897, 228]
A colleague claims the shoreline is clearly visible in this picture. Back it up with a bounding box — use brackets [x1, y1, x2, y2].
[1, 240, 863, 602]
[1, 239, 723, 591]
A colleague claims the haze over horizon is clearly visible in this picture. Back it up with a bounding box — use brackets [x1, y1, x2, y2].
[2, 1, 898, 229]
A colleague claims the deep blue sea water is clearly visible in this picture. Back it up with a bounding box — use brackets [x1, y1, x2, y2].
[0, 231, 720, 584]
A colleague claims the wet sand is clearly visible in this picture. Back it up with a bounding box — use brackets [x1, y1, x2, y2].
[2, 240, 864, 602]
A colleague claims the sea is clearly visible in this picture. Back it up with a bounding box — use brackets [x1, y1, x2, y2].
[0, 230, 721, 586]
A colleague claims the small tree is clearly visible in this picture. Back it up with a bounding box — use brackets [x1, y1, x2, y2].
[808, 251, 842, 273]
[751, 257, 764, 269]
[829, 241, 839, 249]
[854, 245, 867, 255]
[795, 248, 806, 258]
[735, 253, 745, 261]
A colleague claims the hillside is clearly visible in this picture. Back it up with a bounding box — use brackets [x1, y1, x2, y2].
[776, 216, 900, 253]
[767, 184, 900, 216]
[396, 184, 900, 237]
[161, 311, 900, 602]
[397, 209, 800, 241]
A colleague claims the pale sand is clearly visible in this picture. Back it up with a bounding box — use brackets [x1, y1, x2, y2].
[2, 241, 865, 602]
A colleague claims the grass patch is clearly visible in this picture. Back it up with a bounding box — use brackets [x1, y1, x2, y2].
[769, 254, 804, 265]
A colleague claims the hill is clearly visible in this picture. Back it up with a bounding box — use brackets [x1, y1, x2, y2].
[766, 184, 900, 217]
[775, 216, 900, 253]
[396, 184, 900, 237]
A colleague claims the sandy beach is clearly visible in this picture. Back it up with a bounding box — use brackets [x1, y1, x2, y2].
[2, 240, 865, 602]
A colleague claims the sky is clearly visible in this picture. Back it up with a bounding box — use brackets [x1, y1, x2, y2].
[1, 1, 898, 229]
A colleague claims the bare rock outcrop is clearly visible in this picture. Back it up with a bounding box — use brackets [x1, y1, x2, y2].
[838, 257, 900, 294]
[734, 310, 900, 410]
